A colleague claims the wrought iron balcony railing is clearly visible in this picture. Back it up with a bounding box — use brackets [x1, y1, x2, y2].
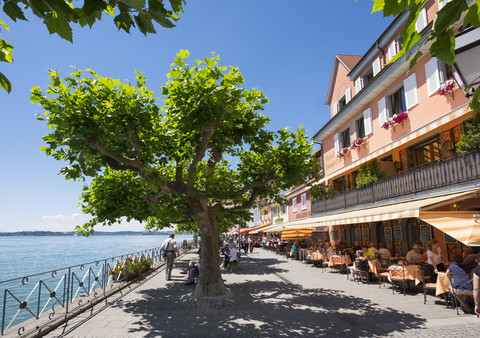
[312, 150, 480, 215]
[0, 240, 194, 337]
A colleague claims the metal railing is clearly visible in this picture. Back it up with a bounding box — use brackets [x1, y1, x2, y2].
[0, 241, 194, 336]
[312, 150, 480, 214]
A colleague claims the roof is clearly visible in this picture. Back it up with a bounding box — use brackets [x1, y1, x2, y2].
[336, 54, 362, 72]
[325, 54, 362, 105]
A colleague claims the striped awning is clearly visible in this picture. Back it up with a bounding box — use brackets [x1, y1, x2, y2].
[261, 223, 285, 233]
[287, 190, 478, 228]
[281, 227, 313, 240]
[419, 211, 480, 246]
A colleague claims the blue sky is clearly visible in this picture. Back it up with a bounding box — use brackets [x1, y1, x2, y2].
[0, 1, 393, 232]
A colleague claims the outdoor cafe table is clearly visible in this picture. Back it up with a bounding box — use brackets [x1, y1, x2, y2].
[368, 259, 382, 278]
[387, 264, 422, 285]
[309, 251, 327, 262]
[328, 255, 352, 268]
[436, 272, 451, 296]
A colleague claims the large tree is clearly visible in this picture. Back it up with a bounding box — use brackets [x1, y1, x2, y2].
[0, 0, 185, 92]
[31, 51, 320, 298]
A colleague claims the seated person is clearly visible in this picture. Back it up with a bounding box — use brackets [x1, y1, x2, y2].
[446, 254, 474, 313]
[325, 242, 335, 260]
[369, 242, 379, 256]
[290, 241, 299, 259]
[362, 245, 375, 259]
[406, 244, 424, 263]
[337, 240, 348, 251]
[229, 244, 239, 264]
[185, 261, 200, 285]
[378, 243, 392, 258]
[462, 247, 477, 268]
[349, 250, 369, 280]
[352, 240, 362, 252]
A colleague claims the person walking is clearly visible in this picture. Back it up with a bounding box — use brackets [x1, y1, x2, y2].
[161, 234, 179, 281]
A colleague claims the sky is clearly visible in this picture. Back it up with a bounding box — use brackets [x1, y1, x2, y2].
[0, 0, 394, 232]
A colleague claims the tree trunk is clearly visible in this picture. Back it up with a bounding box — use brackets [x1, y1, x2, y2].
[193, 208, 226, 298]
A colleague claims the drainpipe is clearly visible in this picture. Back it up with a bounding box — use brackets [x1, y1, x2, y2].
[376, 41, 385, 64]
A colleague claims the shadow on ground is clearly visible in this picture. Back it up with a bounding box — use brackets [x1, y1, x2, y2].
[111, 253, 424, 337]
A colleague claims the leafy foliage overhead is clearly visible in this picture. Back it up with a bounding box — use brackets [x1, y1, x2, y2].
[32, 51, 320, 235]
[0, 0, 185, 92]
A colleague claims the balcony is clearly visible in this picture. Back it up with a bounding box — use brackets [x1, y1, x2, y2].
[311, 150, 480, 215]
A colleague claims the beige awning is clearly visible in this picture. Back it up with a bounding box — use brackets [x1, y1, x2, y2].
[419, 211, 480, 246]
[281, 227, 313, 240]
[249, 223, 277, 234]
[286, 190, 479, 228]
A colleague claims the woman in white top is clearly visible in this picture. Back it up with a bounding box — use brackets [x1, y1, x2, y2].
[325, 242, 335, 260]
[426, 239, 447, 282]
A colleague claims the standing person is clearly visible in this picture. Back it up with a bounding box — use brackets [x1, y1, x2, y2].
[161, 234, 179, 281]
[248, 236, 254, 253]
[193, 234, 198, 248]
[426, 239, 447, 282]
[474, 257, 480, 316]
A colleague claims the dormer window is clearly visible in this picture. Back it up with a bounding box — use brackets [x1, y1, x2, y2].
[363, 68, 374, 86]
[338, 95, 347, 111]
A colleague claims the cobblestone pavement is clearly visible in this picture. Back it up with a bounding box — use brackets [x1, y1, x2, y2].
[46, 249, 480, 337]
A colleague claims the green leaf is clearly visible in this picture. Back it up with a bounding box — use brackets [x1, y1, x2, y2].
[469, 87, 480, 112]
[44, 13, 73, 42]
[0, 71, 12, 93]
[3, 1, 28, 22]
[119, 0, 146, 11]
[134, 12, 156, 35]
[148, 10, 175, 28]
[29, 0, 51, 18]
[177, 50, 189, 59]
[463, 3, 480, 28]
[0, 38, 14, 63]
[82, 0, 108, 17]
[0, 19, 9, 31]
[433, 0, 467, 34]
[169, 0, 184, 13]
[44, 0, 76, 19]
[429, 27, 456, 64]
[114, 12, 135, 33]
[371, 0, 385, 13]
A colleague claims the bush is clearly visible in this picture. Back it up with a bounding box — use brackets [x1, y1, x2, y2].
[310, 184, 338, 201]
[356, 159, 385, 188]
[456, 112, 480, 154]
[109, 256, 152, 280]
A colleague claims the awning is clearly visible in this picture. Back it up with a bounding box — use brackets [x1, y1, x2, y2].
[287, 190, 478, 228]
[238, 228, 254, 234]
[249, 224, 277, 234]
[281, 227, 313, 240]
[260, 223, 285, 233]
[419, 211, 480, 247]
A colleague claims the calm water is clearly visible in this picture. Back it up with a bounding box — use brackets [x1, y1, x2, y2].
[0, 234, 193, 282]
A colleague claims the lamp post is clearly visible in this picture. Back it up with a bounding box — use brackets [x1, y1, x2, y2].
[452, 27, 480, 97]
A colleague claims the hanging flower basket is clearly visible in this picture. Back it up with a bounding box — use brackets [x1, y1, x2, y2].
[350, 136, 368, 150]
[438, 78, 457, 97]
[381, 111, 409, 130]
[337, 147, 350, 158]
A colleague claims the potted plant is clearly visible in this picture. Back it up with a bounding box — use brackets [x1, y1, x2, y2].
[337, 147, 350, 158]
[350, 136, 368, 150]
[438, 77, 457, 98]
[381, 111, 409, 130]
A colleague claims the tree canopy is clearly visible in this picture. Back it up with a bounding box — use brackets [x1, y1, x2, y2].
[0, 0, 185, 92]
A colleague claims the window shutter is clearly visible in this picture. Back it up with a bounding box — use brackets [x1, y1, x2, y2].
[292, 197, 297, 212]
[404, 73, 419, 109]
[363, 108, 373, 135]
[425, 57, 441, 96]
[378, 97, 387, 127]
[438, 0, 451, 10]
[333, 101, 338, 115]
[334, 133, 340, 154]
[355, 77, 363, 94]
[345, 88, 351, 104]
[352, 121, 357, 140]
[415, 8, 427, 33]
[372, 57, 381, 77]
[387, 40, 397, 62]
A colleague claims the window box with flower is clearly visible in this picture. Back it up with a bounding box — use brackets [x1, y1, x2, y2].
[381, 111, 409, 131]
[350, 136, 368, 150]
[337, 147, 350, 158]
[437, 77, 457, 98]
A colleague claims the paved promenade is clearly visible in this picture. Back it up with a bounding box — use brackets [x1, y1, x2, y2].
[47, 249, 480, 337]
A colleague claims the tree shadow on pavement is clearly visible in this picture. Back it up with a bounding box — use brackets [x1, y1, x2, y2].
[114, 252, 425, 337]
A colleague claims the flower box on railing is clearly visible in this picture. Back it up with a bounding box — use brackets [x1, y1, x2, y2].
[337, 147, 350, 158]
[381, 111, 408, 130]
[350, 136, 368, 150]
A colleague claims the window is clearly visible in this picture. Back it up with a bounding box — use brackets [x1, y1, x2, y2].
[281, 204, 286, 214]
[301, 193, 307, 210]
[425, 58, 454, 96]
[363, 68, 374, 87]
[388, 86, 407, 117]
[292, 197, 297, 213]
[272, 206, 277, 218]
[414, 137, 441, 166]
[372, 57, 381, 77]
[338, 95, 347, 111]
[340, 128, 351, 148]
[333, 177, 346, 193]
[355, 116, 366, 139]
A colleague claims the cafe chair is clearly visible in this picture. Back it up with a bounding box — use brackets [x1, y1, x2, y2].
[448, 273, 474, 315]
[377, 258, 391, 288]
[388, 264, 408, 296]
[419, 269, 437, 304]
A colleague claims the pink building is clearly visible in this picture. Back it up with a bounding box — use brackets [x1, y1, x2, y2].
[308, 0, 480, 258]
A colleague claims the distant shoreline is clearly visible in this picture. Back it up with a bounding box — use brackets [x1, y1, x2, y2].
[0, 231, 185, 237]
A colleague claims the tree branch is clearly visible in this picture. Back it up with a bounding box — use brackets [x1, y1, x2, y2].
[219, 186, 266, 213]
[86, 137, 145, 172]
[186, 122, 215, 191]
[204, 173, 278, 200]
[124, 126, 143, 162]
